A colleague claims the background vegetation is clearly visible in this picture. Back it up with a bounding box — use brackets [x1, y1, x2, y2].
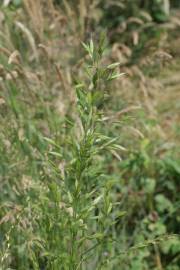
[0, 0, 179, 269]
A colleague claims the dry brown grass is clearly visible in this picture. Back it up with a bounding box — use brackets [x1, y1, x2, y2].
[23, 0, 44, 40]
[1, 1, 179, 145]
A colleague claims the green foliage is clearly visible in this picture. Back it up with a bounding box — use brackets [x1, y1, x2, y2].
[39, 37, 127, 269]
[0, 2, 179, 270]
[0, 38, 126, 269]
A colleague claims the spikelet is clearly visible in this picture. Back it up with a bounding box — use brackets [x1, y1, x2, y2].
[15, 21, 38, 61]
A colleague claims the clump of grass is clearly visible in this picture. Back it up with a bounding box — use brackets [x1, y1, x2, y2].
[39, 35, 125, 269]
[0, 3, 179, 268]
[0, 35, 125, 269]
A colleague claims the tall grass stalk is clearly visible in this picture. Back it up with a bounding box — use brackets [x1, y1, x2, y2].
[43, 35, 124, 269]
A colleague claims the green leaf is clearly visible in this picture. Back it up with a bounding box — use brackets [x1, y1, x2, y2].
[155, 194, 174, 213]
[49, 151, 62, 158]
[107, 62, 120, 69]
[144, 178, 156, 193]
[107, 72, 125, 81]
[44, 137, 60, 148]
[93, 195, 103, 206]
